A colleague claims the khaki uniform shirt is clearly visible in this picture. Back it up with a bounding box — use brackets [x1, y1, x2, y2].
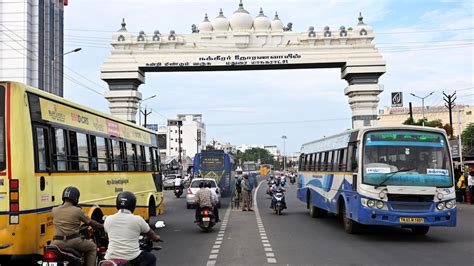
[52, 201, 91, 236]
[196, 188, 213, 208]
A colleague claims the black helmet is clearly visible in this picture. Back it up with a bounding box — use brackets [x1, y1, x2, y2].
[205, 181, 212, 188]
[62, 186, 80, 206]
[116, 191, 137, 213]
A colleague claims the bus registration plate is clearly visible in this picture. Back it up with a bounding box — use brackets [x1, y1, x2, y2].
[400, 217, 424, 223]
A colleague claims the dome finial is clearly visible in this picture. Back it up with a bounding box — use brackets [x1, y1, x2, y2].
[259, 7, 264, 16]
[234, 0, 249, 14]
[218, 8, 225, 18]
[358, 12, 365, 25]
[239, 0, 243, 8]
[204, 13, 210, 22]
[119, 18, 127, 31]
[274, 12, 280, 20]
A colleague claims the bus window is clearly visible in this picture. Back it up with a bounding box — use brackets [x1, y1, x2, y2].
[112, 140, 122, 171]
[77, 133, 89, 171]
[126, 143, 136, 171]
[35, 127, 50, 172]
[314, 153, 319, 171]
[0, 86, 5, 171]
[54, 128, 67, 171]
[339, 149, 347, 171]
[347, 143, 358, 172]
[145, 147, 152, 171]
[96, 137, 108, 171]
[138, 145, 145, 171]
[152, 148, 159, 171]
[333, 150, 340, 171]
[89, 136, 98, 171]
[68, 131, 79, 171]
[327, 151, 333, 171]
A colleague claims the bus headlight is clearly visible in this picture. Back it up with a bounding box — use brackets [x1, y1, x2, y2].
[376, 201, 384, 209]
[378, 191, 386, 199]
[367, 200, 376, 208]
[445, 200, 456, 209]
[436, 202, 445, 210]
[436, 193, 444, 200]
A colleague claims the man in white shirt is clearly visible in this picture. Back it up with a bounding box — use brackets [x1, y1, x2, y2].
[174, 176, 183, 189]
[105, 192, 160, 266]
[468, 171, 474, 205]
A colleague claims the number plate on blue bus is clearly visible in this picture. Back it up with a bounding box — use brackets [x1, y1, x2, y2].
[400, 217, 424, 223]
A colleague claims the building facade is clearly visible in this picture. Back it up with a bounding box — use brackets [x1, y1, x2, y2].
[0, 0, 66, 96]
[167, 114, 206, 158]
[378, 105, 474, 136]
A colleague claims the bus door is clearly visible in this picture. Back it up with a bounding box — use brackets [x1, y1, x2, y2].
[33, 125, 54, 236]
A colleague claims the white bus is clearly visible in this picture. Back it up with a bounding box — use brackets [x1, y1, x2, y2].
[297, 126, 456, 235]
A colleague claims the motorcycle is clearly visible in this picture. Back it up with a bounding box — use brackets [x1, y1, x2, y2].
[38, 224, 108, 266]
[290, 175, 296, 185]
[98, 221, 165, 266]
[174, 185, 183, 198]
[266, 179, 275, 197]
[272, 188, 286, 215]
[197, 206, 216, 232]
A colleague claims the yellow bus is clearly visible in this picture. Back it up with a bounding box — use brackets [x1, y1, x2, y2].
[0, 81, 164, 260]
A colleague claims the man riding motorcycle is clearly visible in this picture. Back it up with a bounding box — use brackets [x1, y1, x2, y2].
[269, 177, 286, 209]
[206, 181, 220, 222]
[195, 181, 214, 222]
[52, 186, 103, 266]
[104, 191, 161, 266]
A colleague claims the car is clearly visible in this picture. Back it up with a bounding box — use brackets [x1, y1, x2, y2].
[163, 174, 180, 190]
[186, 178, 221, 209]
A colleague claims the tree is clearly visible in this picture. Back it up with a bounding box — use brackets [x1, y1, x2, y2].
[236, 148, 275, 165]
[461, 123, 474, 154]
[205, 144, 214, 150]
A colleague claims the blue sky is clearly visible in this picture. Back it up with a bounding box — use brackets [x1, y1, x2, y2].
[63, 0, 473, 154]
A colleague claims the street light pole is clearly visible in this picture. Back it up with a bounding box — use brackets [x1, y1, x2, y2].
[138, 95, 156, 126]
[281, 135, 287, 171]
[410, 92, 434, 126]
[53, 47, 81, 95]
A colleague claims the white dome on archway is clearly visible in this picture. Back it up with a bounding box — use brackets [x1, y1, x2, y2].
[271, 12, 283, 31]
[199, 14, 213, 32]
[229, 1, 253, 31]
[212, 9, 230, 32]
[253, 8, 271, 31]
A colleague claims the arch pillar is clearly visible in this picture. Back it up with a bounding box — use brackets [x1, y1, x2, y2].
[101, 69, 144, 123]
[342, 64, 385, 128]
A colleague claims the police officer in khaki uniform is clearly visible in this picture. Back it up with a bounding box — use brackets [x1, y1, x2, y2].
[52, 186, 103, 266]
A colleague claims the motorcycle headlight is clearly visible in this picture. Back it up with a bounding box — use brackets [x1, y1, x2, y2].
[445, 200, 456, 209]
[436, 202, 445, 210]
[367, 200, 376, 208]
[376, 201, 384, 209]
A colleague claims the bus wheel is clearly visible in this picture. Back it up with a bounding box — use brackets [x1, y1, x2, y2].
[308, 193, 326, 218]
[342, 202, 360, 234]
[411, 226, 429, 235]
[148, 197, 156, 218]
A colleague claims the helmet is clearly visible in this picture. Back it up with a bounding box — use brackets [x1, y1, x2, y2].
[116, 191, 137, 213]
[205, 181, 212, 188]
[62, 186, 80, 206]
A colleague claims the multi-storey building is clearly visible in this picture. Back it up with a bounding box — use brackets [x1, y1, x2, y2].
[0, 0, 67, 96]
[167, 114, 206, 159]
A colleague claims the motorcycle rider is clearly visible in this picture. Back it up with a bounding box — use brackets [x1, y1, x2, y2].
[195, 181, 214, 222]
[174, 175, 183, 191]
[206, 181, 220, 222]
[104, 191, 161, 266]
[269, 177, 286, 209]
[52, 186, 103, 266]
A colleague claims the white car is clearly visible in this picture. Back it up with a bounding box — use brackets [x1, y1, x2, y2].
[186, 178, 221, 209]
[163, 174, 180, 190]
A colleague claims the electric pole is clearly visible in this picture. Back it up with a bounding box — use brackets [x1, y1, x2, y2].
[408, 102, 413, 121]
[443, 91, 456, 137]
[141, 107, 152, 127]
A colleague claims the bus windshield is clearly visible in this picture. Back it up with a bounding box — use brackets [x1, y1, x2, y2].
[362, 131, 452, 187]
[200, 156, 224, 170]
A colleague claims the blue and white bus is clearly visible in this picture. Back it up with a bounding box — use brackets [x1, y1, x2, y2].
[193, 150, 235, 197]
[297, 126, 456, 235]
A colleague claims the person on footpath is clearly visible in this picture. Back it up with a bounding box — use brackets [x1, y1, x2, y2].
[468, 171, 474, 205]
[457, 172, 467, 202]
[242, 174, 253, 211]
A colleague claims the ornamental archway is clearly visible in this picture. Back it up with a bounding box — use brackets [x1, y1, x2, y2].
[101, 1, 386, 129]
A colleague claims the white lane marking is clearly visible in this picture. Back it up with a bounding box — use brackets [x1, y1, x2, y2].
[206, 205, 231, 266]
[253, 180, 278, 264]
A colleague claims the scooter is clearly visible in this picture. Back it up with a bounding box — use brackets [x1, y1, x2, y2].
[98, 221, 165, 266]
[198, 207, 216, 232]
[266, 179, 275, 197]
[272, 188, 286, 215]
[38, 224, 108, 266]
[174, 185, 183, 198]
[290, 175, 296, 185]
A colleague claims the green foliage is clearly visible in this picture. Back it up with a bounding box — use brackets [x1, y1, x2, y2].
[234, 148, 275, 165]
[461, 123, 474, 154]
[403, 118, 443, 128]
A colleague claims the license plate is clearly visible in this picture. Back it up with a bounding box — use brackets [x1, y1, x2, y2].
[400, 217, 424, 223]
[202, 217, 210, 222]
[42, 262, 58, 266]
